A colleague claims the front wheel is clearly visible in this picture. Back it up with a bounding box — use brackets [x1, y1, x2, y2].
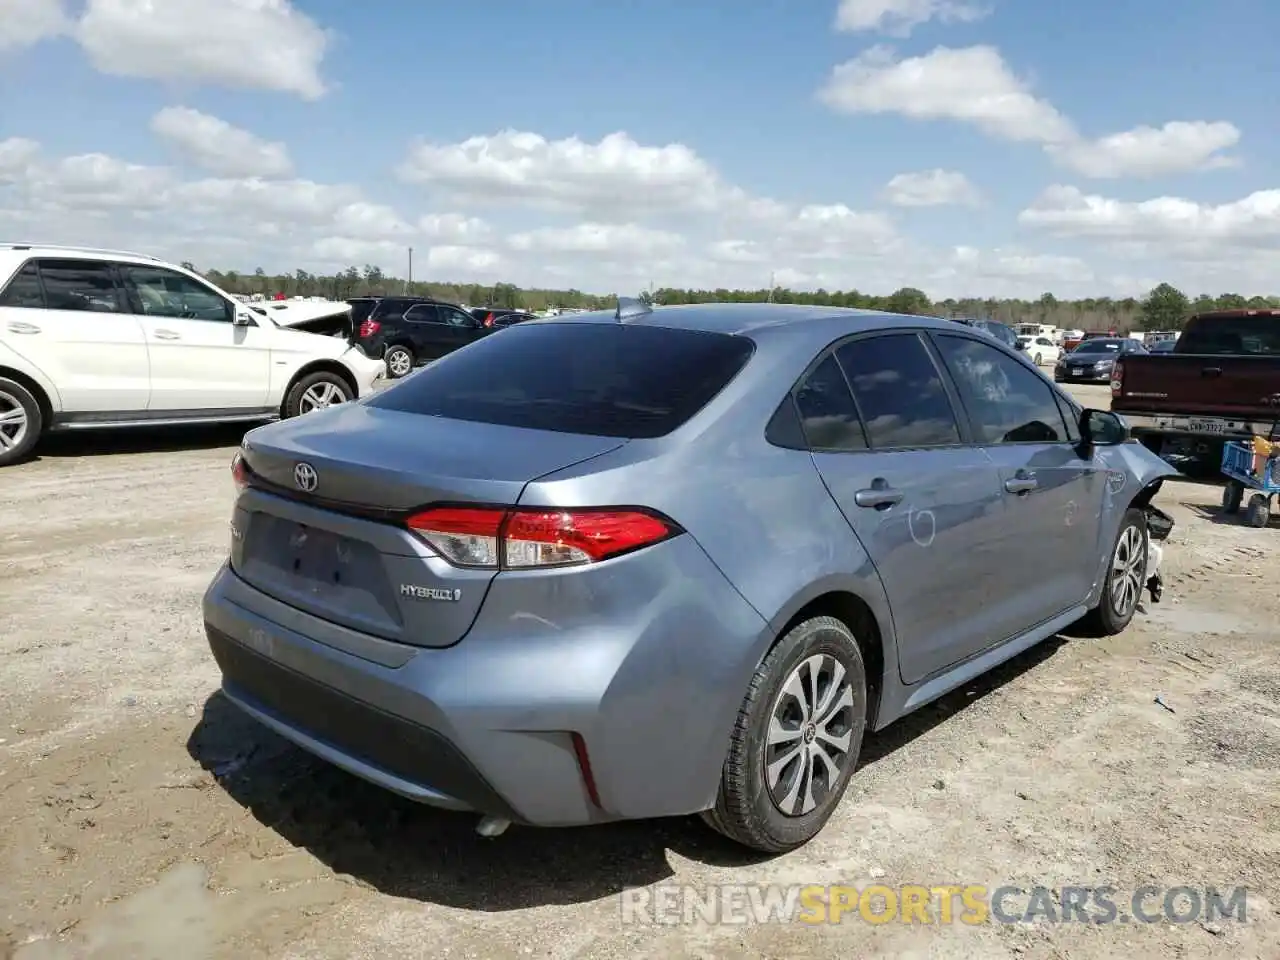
[1246, 494, 1271, 528]
[702, 615, 868, 853]
[0, 377, 42, 467]
[384, 345, 414, 379]
[1034, 353, 1043, 365]
[1082, 507, 1148, 635]
[284, 371, 353, 418]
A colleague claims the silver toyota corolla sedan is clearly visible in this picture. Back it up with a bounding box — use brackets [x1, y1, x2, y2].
[202, 300, 1178, 853]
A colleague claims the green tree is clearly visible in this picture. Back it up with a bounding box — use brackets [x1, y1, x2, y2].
[885, 287, 932, 315]
[1140, 283, 1189, 331]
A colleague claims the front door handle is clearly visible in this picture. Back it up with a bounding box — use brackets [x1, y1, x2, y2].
[6, 321, 40, 335]
[1005, 472, 1038, 495]
[854, 482, 904, 510]
[1202, 366, 1222, 377]
[153, 329, 181, 340]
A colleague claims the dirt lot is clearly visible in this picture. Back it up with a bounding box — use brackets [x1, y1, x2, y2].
[2, 382, 1278, 959]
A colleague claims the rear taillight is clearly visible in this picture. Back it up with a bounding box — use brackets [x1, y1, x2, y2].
[1111, 359, 1124, 397]
[231, 452, 249, 491]
[406, 506, 677, 569]
[483, 313, 494, 328]
[358, 318, 380, 338]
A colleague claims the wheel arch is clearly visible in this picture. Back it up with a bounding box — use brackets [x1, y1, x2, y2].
[0, 364, 55, 430]
[281, 360, 358, 416]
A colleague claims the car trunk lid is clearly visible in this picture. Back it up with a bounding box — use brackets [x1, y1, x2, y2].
[232, 404, 627, 646]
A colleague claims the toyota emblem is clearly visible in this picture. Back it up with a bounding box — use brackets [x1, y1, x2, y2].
[293, 462, 318, 492]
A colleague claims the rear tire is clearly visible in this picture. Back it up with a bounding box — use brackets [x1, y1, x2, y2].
[1222, 481, 1244, 515]
[0, 376, 42, 467]
[283, 371, 353, 419]
[702, 615, 868, 854]
[1082, 507, 1148, 635]
[384, 345, 414, 379]
[1246, 494, 1271, 528]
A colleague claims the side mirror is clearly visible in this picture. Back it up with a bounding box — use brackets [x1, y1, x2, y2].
[1080, 408, 1130, 446]
[232, 311, 253, 327]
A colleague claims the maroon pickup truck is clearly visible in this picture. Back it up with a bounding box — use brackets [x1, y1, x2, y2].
[1111, 309, 1280, 457]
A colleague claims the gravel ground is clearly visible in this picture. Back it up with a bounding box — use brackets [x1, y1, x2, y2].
[2, 382, 1278, 959]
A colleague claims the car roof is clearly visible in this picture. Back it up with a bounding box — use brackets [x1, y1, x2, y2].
[544, 302, 961, 343]
[0, 242, 173, 278]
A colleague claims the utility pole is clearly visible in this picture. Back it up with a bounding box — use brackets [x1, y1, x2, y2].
[767, 271, 775, 302]
[406, 247, 413, 293]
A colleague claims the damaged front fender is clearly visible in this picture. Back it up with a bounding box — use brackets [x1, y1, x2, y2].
[1087, 440, 1181, 606]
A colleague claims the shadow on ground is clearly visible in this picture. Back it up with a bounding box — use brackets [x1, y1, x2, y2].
[24, 422, 252, 462]
[186, 635, 1064, 909]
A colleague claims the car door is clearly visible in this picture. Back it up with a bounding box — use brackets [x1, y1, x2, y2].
[401, 303, 455, 359]
[930, 332, 1105, 624]
[0, 258, 150, 413]
[801, 332, 1010, 685]
[119, 263, 272, 412]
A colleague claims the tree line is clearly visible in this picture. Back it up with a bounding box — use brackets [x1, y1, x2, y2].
[188, 263, 1278, 333]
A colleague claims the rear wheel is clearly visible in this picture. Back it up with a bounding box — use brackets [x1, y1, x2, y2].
[1222, 481, 1244, 515]
[385, 345, 414, 379]
[1246, 494, 1271, 528]
[1082, 507, 1148, 635]
[284, 371, 353, 418]
[702, 615, 867, 853]
[0, 377, 41, 467]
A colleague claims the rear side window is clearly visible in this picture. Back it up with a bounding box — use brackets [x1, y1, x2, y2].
[1177, 317, 1280, 355]
[0, 262, 44, 308]
[369, 322, 755, 439]
[347, 299, 377, 325]
[373, 298, 419, 319]
[834, 334, 961, 448]
[793, 354, 867, 451]
[36, 260, 124, 313]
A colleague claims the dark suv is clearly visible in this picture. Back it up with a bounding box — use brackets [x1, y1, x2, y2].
[470, 307, 536, 329]
[349, 297, 494, 378]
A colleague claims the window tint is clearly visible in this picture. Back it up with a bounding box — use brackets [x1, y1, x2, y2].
[404, 304, 441, 323]
[935, 335, 1069, 444]
[1177, 316, 1280, 355]
[38, 260, 123, 312]
[1055, 390, 1081, 443]
[793, 354, 867, 451]
[834, 334, 961, 448]
[438, 305, 476, 327]
[124, 265, 230, 321]
[370, 322, 754, 439]
[0, 262, 44, 308]
[347, 298, 377, 325]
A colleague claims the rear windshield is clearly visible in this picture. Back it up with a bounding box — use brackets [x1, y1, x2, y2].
[1177, 316, 1280, 355]
[368, 321, 755, 438]
[347, 298, 377, 324]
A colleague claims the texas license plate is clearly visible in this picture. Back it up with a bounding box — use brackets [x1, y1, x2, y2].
[1187, 419, 1226, 434]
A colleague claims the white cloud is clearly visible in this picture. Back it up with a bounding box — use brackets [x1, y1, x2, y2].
[883, 169, 979, 207]
[0, 0, 69, 50]
[508, 223, 685, 257]
[1046, 121, 1240, 179]
[417, 213, 493, 245]
[74, 0, 329, 99]
[819, 45, 1074, 143]
[819, 45, 1240, 179]
[150, 106, 293, 178]
[1019, 185, 1280, 247]
[397, 129, 753, 216]
[834, 0, 989, 37]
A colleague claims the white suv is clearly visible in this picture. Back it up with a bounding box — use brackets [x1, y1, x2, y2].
[0, 244, 386, 467]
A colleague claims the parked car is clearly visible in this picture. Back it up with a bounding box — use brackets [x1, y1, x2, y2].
[348, 296, 495, 378]
[1017, 334, 1061, 366]
[1054, 337, 1147, 383]
[0, 244, 385, 467]
[1147, 339, 1176, 353]
[1111, 309, 1280, 457]
[469, 307, 537, 329]
[204, 301, 1176, 854]
[949, 317, 1023, 352]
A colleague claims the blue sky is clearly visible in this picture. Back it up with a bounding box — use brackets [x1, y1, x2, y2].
[1, 0, 1278, 299]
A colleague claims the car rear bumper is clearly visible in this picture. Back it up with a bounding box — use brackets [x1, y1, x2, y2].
[200, 538, 768, 827]
[1115, 411, 1274, 440]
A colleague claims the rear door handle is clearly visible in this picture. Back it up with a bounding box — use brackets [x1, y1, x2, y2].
[853, 484, 904, 509]
[1202, 366, 1222, 377]
[153, 329, 181, 340]
[1005, 472, 1038, 495]
[6, 321, 40, 335]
